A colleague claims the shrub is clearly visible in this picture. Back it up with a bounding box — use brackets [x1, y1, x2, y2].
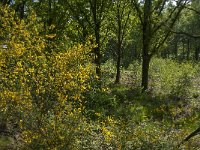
[149, 58, 196, 98]
[0, 5, 95, 149]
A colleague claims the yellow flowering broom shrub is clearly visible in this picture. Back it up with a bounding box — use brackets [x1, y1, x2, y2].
[0, 5, 121, 150]
[0, 5, 96, 149]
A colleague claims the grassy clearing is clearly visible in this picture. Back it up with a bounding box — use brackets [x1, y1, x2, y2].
[96, 58, 200, 149]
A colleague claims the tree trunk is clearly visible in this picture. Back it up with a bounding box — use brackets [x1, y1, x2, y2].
[182, 41, 185, 60]
[48, 0, 53, 27]
[141, 55, 150, 92]
[141, 0, 151, 92]
[115, 3, 122, 84]
[186, 38, 190, 60]
[195, 46, 199, 61]
[17, 1, 25, 19]
[94, 46, 101, 77]
[115, 42, 121, 84]
[141, 30, 151, 92]
[174, 39, 178, 58]
[92, 0, 101, 77]
[94, 23, 101, 77]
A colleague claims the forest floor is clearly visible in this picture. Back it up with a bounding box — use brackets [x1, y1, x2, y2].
[101, 58, 200, 149]
[1, 58, 200, 149]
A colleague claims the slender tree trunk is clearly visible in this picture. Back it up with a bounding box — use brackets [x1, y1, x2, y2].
[82, 25, 87, 43]
[92, 0, 101, 77]
[182, 41, 185, 59]
[94, 46, 101, 77]
[115, 3, 122, 84]
[18, 1, 25, 19]
[174, 40, 178, 58]
[48, 0, 53, 27]
[141, 0, 151, 92]
[195, 46, 199, 61]
[141, 52, 151, 92]
[115, 41, 122, 84]
[186, 38, 190, 60]
[141, 37, 151, 92]
[94, 27, 101, 77]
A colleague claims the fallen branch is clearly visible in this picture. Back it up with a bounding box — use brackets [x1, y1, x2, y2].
[179, 126, 200, 147]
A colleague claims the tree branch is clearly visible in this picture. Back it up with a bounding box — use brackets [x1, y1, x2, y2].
[170, 30, 200, 39]
[132, 0, 143, 24]
[185, 5, 200, 15]
[151, 0, 187, 56]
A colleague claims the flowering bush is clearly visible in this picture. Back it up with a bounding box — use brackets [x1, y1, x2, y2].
[0, 5, 95, 149]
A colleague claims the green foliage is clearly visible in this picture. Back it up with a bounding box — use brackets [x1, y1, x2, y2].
[149, 58, 197, 98]
[1, 1, 200, 150]
[101, 59, 116, 83]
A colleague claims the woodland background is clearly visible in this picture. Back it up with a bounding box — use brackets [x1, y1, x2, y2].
[0, 0, 200, 149]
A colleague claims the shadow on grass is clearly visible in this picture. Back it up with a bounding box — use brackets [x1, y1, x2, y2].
[94, 83, 200, 126]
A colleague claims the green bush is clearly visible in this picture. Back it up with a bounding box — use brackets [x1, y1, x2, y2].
[149, 58, 196, 97]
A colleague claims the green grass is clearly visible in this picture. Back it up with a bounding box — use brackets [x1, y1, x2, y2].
[97, 58, 200, 148]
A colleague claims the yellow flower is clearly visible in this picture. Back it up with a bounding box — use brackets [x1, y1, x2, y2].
[29, 68, 34, 73]
[95, 112, 101, 117]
